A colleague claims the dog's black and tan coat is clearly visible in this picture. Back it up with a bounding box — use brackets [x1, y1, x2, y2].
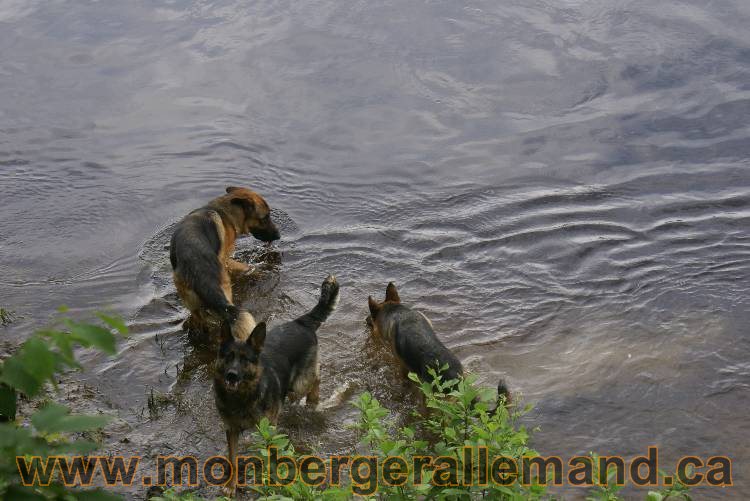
[170, 186, 280, 339]
[367, 282, 511, 409]
[367, 282, 463, 384]
[214, 275, 339, 494]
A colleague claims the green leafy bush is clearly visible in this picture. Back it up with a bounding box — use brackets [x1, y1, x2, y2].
[192, 368, 543, 500]
[349, 368, 544, 499]
[0, 310, 126, 500]
[219, 369, 691, 501]
[242, 417, 349, 500]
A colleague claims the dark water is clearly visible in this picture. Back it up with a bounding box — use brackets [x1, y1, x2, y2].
[1, 0, 749, 498]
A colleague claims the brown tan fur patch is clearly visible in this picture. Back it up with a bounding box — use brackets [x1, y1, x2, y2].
[169, 186, 280, 339]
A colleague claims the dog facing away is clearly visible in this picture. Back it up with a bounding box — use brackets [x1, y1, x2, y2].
[214, 275, 339, 495]
[170, 186, 280, 340]
[367, 282, 512, 410]
[367, 282, 464, 386]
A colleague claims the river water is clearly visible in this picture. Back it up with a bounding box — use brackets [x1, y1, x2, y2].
[1, 0, 748, 498]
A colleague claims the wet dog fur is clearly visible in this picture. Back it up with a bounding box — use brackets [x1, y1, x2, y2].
[367, 282, 464, 385]
[170, 186, 280, 339]
[367, 282, 511, 407]
[214, 275, 339, 494]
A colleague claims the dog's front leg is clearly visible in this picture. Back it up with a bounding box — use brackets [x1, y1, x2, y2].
[267, 404, 281, 426]
[306, 375, 320, 408]
[226, 258, 253, 276]
[223, 428, 239, 497]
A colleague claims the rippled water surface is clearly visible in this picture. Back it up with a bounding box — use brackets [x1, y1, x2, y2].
[1, 0, 749, 498]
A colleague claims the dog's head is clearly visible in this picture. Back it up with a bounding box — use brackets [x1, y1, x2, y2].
[223, 186, 280, 242]
[366, 282, 401, 337]
[215, 321, 266, 393]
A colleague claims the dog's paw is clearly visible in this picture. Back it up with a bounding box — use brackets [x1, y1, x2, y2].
[226, 258, 253, 276]
[221, 483, 237, 498]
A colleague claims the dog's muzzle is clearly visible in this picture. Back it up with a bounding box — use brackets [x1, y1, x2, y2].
[224, 370, 240, 391]
[251, 225, 280, 242]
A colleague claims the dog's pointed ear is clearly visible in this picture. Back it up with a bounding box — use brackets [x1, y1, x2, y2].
[247, 322, 266, 352]
[385, 282, 400, 303]
[230, 196, 254, 213]
[226, 186, 242, 194]
[368, 296, 381, 318]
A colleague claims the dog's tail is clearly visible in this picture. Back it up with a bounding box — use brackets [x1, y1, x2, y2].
[186, 276, 256, 341]
[491, 378, 512, 415]
[226, 307, 257, 341]
[173, 250, 256, 341]
[218, 308, 256, 342]
[299, 275, 340, 328]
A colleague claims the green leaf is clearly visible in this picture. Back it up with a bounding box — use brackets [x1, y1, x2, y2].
[49, 437, 101, 454]
[20, 338, 58, 383]
[1, 357, 41, 396]
[0, 383, 17, 420]
[0, 422, 26, 447]
[441, 487, 470, 496]
[32, 403, 110, 433]
[4, 485, 48, 500]
[38, 330, 78, 367]
[67, 322, 117, 355]
[96, 313, 128, 335]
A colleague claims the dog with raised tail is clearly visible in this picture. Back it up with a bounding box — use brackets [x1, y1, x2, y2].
[214, 275, 340, 495]
[169, 186, 280, 340]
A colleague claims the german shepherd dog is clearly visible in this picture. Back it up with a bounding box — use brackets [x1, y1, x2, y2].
[367, 282, 463, 385]
[170, 186, 280, 339]
[214, 275, 339, 494]
[367, 282, 511, 406]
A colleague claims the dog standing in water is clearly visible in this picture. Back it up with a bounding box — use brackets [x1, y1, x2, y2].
[170, 186, 280, 339]
[214, 275, 340, 495]
[367, 282, 464, 384]
[367, 282, 511, 407]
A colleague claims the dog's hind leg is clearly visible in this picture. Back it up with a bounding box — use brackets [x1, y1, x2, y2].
[182, 313, 199, 332]
[223, 428, 239, 497]
[183, 310, 210, 336]
[219, 270, 233, 305]
[267, 403, 281, 425]
[217, 271, 257, 341]
[306, 372, 321, 409]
